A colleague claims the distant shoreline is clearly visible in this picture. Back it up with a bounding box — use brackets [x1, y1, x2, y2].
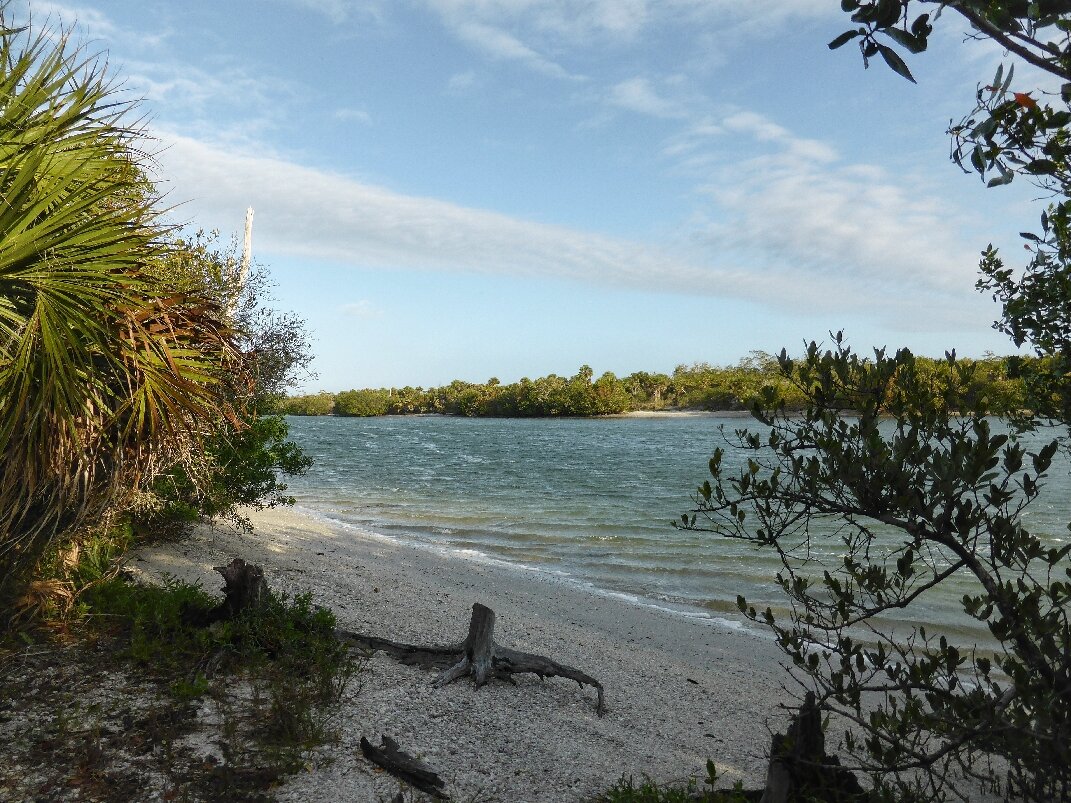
[283, 407, 761, 420]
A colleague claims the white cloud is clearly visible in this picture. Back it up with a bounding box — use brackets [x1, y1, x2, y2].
[446, 70, 479, 93]
[155, 131, 753, 295]
[25, 1, 170, 51]
[607, 77, 687, 118]
[424, 0, 650, 43]
[676, 110, 986, 327]
[422, 0, 835, 50]
[660, 119, 724, 157]
[340, 300, 384, 319]
[273, 0, 384, 24]
[722, 111, 838, 163]
[334, 107, 373, 124]
[452, 20, 577, 79]
[22, 2, 292, 139]
[28, 1, 118, 37]
[154, 130, 992, 330]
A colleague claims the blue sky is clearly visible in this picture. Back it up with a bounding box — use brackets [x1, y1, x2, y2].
[22, 1, 1050, 391]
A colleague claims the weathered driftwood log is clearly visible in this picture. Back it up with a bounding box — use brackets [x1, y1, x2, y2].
[339, 602, 606, 715]
[360, 734, 448, 799]
[759, 691, 865, 803]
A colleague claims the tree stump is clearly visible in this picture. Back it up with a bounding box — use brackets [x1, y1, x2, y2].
[180, 557, 269, 626]
[340, 602, 606, 715]
[185, 563, 605, 715]
[759, 692, 865, 803]
[211, 557, 267, 620]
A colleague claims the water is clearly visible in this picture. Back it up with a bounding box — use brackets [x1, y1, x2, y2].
[281, 414, 1069, 645]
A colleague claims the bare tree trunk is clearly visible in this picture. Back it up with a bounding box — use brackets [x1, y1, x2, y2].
[226, 207, 254, 318]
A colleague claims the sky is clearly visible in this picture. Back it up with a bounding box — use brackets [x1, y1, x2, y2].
[17, 1, 1054, 392]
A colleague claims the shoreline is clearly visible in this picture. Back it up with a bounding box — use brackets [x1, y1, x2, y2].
[289, 503, 766, 638]
[133, 505, 789, 802]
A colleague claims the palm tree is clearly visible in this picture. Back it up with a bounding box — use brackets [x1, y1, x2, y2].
[0, 14, 237, 612]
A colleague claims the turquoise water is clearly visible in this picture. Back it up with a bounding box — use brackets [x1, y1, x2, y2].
[282, 414, 1069, 642]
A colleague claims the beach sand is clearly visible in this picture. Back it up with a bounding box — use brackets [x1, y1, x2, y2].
[132, 505, 790, 802]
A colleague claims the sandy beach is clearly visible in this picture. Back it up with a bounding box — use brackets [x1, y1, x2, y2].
[133, 505, 789, 802]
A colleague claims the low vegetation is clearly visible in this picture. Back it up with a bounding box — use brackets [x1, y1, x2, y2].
[0, 10, 339, 801]
[1, 523, 358, 802]
[594, 762, 755, 802]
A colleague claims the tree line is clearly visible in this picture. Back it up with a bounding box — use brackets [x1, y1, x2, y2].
[281, 351, 1032, 418]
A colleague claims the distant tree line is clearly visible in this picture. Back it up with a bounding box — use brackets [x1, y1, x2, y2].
[280, 352, 1032, 418]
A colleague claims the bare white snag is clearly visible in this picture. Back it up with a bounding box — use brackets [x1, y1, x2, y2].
[239, 206, 254, 289]
[227, 207, 254, 318]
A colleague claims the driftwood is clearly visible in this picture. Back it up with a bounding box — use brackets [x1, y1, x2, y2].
[360, 734, 448, 799]
[759, 692, 865, 803]
[201, 562, 605, 714]
[340, 602, 606, 715]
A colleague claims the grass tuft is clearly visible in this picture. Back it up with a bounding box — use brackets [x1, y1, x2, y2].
[594, 760, 759, 802]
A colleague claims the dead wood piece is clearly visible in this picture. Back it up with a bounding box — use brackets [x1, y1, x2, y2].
[181, 557, 269, 626]
[213, 557, 267, 619]
[339, 602, 606, 715]
[759, 692, 865, 803]
[335, 632, 462, 668]
[494, 645, 605, 715]
[360, 734, 448, 799]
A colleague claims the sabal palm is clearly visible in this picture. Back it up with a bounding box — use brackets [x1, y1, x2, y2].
[0, 19, 236, 609]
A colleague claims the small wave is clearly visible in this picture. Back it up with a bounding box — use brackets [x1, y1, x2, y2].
[286, 505, 759, 637]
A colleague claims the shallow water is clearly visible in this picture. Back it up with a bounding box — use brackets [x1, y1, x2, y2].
[282, 414, 1069, 646]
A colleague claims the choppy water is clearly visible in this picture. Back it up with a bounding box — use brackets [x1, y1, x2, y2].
[282, 414, 1069, 645]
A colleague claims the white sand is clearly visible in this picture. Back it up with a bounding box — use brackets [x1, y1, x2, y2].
[132, 505, 790, 802]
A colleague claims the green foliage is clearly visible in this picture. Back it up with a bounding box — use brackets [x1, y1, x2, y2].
[689, 339, 1070, 800]
[282, 390, 336, 415]
[0, 13, 238, 609]
[82, 575, 356, 718]
[669, 353, 800, 411]
[5, 525, 356, 797]
[282, 355, 1029, 419]
[134, 232, 313, 535]
[595, 761, 752, 802]
[334, 387, 391, 416]
[684, 7, 1071, 800]
[834, 2, 1071, 431]
[146, 413, 311, 534]
[829, 2, 1071, 87]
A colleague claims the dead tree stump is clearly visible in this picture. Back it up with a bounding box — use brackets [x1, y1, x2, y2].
[759, 692, 865, 803]
[211, 558, 268, 620]
[180, 557, 269, 626]
[340, 602, 606, 715]
[185, 563, 604, 715]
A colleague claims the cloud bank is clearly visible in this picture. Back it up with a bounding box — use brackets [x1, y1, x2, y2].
[156, 129, 988, 330]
